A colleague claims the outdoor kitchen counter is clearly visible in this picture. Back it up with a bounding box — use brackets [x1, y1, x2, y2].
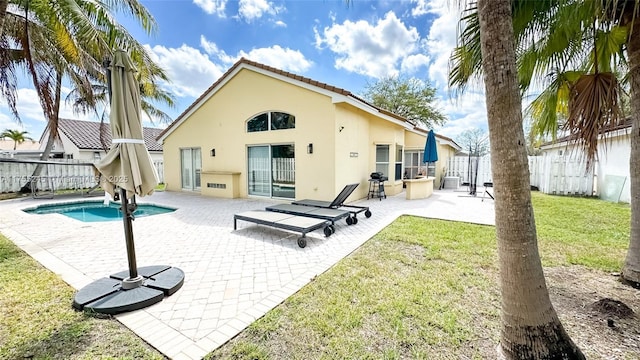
[201, 171, 241, 198]
[404, 176, 434, 200]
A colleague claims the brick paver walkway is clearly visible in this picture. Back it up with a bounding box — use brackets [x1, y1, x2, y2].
[0, 188, 495, 359]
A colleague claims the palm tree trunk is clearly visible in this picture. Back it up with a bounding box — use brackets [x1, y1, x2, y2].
[0, 0, 8, 37]
[19, 70, 62, 193]
[622, 13, 640, 287]
[477, 0, 585, 358]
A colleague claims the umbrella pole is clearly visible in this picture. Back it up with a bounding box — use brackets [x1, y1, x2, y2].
[120, 187, 143, 289]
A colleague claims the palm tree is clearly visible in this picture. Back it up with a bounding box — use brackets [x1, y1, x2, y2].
[450, 0, 640, 287]
[0, 128, 31, 149]
[619, 1, 640, 288]
[1, 0, 175, 191]
[475, 0, 585, 357]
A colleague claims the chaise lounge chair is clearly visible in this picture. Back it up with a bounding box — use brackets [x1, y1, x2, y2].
[265, 203, 354, 227]
[291, 183, 372, 222]
[233, 210, 333, 248]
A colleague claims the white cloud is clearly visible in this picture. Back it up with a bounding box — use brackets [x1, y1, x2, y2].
[410, 0, 430, 17]
[401, 54, 430, 73]
[145, 44, 227, 98]
[193, 0, 227, 17]
[425, 7, 460, 89]
[0, 87, 99, 138]
[237, 46, 313, 73]
[145, 39, 313, 102]
[435, 91, 488, 139]
[314, 11, 424, 79]
[237, 0, 282, 22]
[200, 36, 235, 64]
[200, 35, 312, 72]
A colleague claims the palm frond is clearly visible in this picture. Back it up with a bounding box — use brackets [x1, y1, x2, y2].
[564, 72, 623, 169]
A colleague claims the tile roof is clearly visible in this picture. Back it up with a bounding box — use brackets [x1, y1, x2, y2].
[58, 118, 163, 152]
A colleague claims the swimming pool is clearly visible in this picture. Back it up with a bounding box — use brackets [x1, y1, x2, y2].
[23, 201, 176, 222]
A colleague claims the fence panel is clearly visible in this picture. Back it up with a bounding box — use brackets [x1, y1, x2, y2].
[446, 155, 492, 185]
[154, 160, 164, 184]
[1, 159, 166, 193]
[446, 155, 594, 196]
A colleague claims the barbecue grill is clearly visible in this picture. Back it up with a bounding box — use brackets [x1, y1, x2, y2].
[368, 172, 387, 200]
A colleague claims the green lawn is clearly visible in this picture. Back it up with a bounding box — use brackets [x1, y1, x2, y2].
[207, 193, 631, 359]
[0, 236, 165, 359]
[0, 192, 632, 359]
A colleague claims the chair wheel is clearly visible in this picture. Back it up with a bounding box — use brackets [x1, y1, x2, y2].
[352, 217, 358, 224]
[364, 210, 372, 218]
[329, 225, 335, 234]
[323, 226, 332, 237]
[297, 237, 307, 248]
[346, 216, 354, 225]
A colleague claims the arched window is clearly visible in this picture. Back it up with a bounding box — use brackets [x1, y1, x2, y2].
[247, 112, 295, 132]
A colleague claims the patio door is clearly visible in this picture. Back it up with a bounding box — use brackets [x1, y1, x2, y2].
[248, 144, 295, 198]
[181, 148, 201, 191]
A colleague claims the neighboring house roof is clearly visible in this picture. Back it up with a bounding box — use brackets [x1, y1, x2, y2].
[539, 118, 632, 150]
[157, 57, 453, 146]
[57, 118, 163, 152]
[0, 139, 41, 151]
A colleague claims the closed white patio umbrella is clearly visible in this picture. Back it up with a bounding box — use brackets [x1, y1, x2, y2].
[73, 50, 183, 315]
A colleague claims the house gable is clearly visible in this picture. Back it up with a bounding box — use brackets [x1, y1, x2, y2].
[157, 58, 414, 143]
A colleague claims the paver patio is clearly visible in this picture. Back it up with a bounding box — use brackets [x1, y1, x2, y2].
[0, 188, 495, 359]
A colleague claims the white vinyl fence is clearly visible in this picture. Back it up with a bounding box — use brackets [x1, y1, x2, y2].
[0, 159, 165, 193]
[446, 155, 595, 196]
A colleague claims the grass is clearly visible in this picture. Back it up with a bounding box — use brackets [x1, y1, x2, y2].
[0, 192, 632, 359]
[207, 192, 631, 359]
[0, 235, 165, 359]
[533, 193, 630, 270]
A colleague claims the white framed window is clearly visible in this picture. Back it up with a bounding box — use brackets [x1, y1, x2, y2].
[395, 144, 403, 181]
[404, 150, 424, 179]
[375, 144, 389, 177]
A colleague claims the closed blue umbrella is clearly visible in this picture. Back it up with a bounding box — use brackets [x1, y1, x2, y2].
[423, 130, 438, 176]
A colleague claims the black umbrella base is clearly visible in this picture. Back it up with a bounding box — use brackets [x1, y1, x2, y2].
[73, 265, 184, 315]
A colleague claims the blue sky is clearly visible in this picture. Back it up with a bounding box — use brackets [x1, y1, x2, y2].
[0, 0, 488, 142]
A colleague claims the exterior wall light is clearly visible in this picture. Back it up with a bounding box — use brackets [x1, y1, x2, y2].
[210, 148, 216, 157]
[307, 143, 313, 154]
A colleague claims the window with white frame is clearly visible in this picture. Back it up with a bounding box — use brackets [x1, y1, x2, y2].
[395, 145, 403, 181]
[375, 144, 389, 176]
[403, 150, 424, 179]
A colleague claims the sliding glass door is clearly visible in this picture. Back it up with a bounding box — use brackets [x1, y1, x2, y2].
[248, 146, 271, 196]
[248, 144, 295, 198]
[181, 148, 201, 191]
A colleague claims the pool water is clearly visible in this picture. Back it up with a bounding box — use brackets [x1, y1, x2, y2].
[24, 201, 176, 222]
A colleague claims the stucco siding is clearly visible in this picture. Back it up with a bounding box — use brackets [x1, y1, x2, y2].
[368, 116, 405, 196]
[597, 134, 631, 202]
[163, 68, 338, 200]
[334, 104, 374, 201]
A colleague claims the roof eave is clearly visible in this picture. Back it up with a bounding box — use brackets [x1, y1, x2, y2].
[158, 59, 416, 142]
